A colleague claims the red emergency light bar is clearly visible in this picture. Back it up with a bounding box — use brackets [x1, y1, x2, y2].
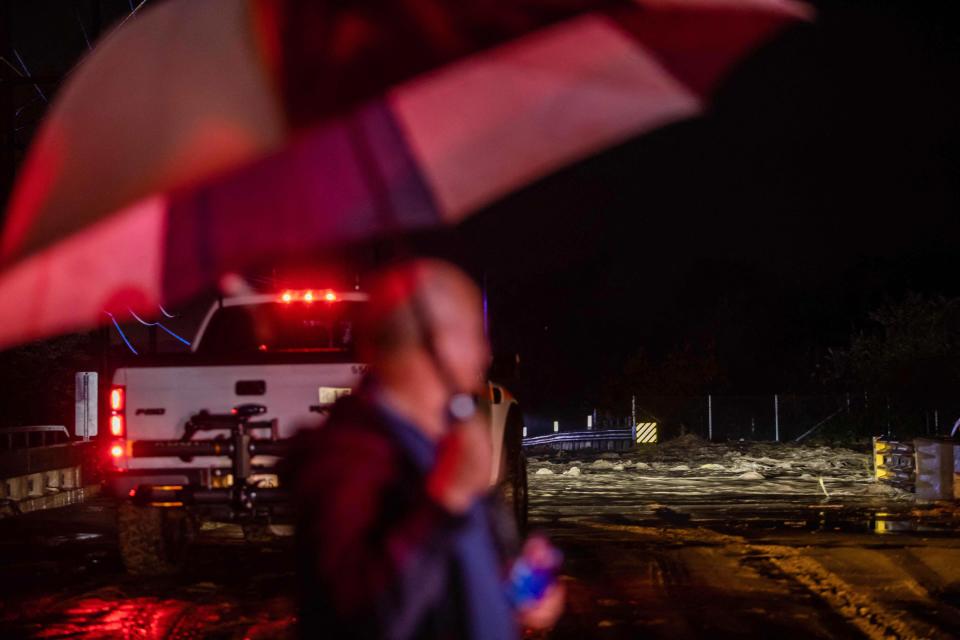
[278, 289, 337, 304]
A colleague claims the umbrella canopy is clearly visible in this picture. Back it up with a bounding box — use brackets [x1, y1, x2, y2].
[0, 0, 811, 349]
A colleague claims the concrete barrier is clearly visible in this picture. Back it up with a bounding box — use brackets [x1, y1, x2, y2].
[0, 426, 98, 515]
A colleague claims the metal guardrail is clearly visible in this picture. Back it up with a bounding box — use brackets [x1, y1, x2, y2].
[0, 442, 91, 479]
[0, 426, 93, 508]
[0, 425, 70, 451]
[523, 429, 634, 452]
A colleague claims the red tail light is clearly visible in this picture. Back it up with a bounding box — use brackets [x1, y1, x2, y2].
[110, 414, 125, 437]
[109, 385, 126, 437]
[109, 385, 126, 465]
[110, 387, 125, 412]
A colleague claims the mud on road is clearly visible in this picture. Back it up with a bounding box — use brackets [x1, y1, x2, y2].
[4, 438, 960, 639]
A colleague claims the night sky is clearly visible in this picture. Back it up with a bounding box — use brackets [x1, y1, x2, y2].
[3, 1, 960, 426]
[441, 0, 960, 416]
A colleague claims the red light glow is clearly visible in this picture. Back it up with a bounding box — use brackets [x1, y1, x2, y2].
[278, 289, 337, 304]
[110, 387, 124, 411]
[110, 444, 124, 458]
[110, 415, 124, 437]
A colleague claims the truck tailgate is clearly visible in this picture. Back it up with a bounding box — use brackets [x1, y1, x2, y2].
[114, 362, 363, 470]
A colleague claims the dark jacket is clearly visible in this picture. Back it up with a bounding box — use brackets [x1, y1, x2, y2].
[287, 389, 517, 639]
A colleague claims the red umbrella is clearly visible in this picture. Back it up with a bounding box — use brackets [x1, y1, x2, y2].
[0, 0, 811, 349]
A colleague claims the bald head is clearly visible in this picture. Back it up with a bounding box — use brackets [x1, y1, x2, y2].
[359, 259, 489, 394]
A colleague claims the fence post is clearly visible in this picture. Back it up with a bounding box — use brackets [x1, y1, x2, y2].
[774, 394, 780, 442]
[886, 396, 891, 436]
[708, 394, 713, 441]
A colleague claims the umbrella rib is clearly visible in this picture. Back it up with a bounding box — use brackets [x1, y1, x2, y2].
[117, 0, 150, 29]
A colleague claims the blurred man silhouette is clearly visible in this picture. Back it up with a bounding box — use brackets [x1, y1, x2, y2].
[290, 258, 563, 639]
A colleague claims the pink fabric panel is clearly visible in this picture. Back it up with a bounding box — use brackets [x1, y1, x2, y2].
[390, 14, 701, 221]
[615, 0, 811, 99]
[1, 0, 283, 264]
[0, 197, 166, 349]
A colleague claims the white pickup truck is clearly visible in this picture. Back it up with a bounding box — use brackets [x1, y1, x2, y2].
[107, 289, 527, 574]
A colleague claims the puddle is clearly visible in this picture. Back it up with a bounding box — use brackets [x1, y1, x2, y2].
[43, 533, 104, 546]
[868, 511, 958, 535]
[680, 505, 960, 538]
[16, 595, 296, 639]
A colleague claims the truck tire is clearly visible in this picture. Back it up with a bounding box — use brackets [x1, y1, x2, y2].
[499, 407, 529, 536]
[118, 502, 194, 576]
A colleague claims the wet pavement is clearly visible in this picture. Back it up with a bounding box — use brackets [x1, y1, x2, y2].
[0, 499, 297, 638]
[3, 438, 960, 639]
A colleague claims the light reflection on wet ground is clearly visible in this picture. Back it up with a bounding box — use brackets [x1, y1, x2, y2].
[0, 499, 297, 639]
[4, 570, 298, 639]
[26, 593, 295, 639]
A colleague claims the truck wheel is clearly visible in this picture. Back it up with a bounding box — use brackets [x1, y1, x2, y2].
[500, 407, 529, 536]
[118, 502, 194, 576]
[503, 453, 528, 536]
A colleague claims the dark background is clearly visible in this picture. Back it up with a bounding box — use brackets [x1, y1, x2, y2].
[2, 0, 959, 435]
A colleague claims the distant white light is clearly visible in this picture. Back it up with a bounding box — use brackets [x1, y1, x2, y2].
[553, 420, 559, 433]
[587, 415, 592, 429]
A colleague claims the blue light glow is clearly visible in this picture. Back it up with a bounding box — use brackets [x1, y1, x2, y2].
[128, 309, 191, 346]
[105, 311, 138, 355]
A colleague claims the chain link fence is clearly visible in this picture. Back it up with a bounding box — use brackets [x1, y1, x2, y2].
[624, 393, 960, 443]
